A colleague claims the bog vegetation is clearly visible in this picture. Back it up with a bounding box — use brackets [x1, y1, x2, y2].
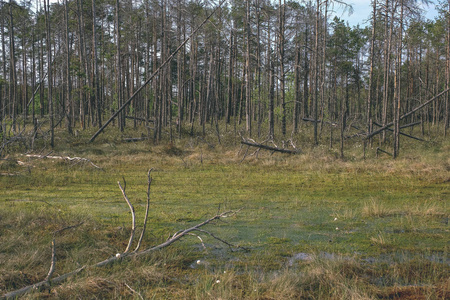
[0, 123, 449, 299]
[0, 0, 449, 298]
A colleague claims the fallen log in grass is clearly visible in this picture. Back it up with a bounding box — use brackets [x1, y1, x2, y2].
[25, 153, 102, 170]
[241, 140, 300, 155]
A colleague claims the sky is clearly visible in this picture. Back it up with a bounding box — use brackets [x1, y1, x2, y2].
[333, 0, 441, 27]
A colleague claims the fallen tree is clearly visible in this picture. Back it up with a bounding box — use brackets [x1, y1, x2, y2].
[2, 169, 244, 299]
[373, 122, 425, 142]
[365, 88, 449, 140]
[241, 139, 300, 155]
[25, 153, 102, 169]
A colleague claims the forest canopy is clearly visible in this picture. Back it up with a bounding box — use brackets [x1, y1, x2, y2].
[0, 0, 449, 157]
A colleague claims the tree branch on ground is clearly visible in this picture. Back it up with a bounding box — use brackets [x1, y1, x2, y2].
[241, 139, 301, 155]
[25, 154, 102, 170]
[1, 171, 243, 299]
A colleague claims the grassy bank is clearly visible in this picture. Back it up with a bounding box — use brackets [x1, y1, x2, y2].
[0, 126, 449, 299]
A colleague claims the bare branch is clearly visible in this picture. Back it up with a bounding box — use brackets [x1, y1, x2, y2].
[187, 233, 207, 250]
[2, 171, 243, 299]
[25, 154, 102, 170]
[44, 239, 56, 282]
[135, 209, 241, 258]
[2, 266, 86, 299]
[194, 229, 249, 252]
[118, 181, 136, 254]
[134, 168, 153, 252]
[124, 283, 144, 300]
[53, 222, 84, 235]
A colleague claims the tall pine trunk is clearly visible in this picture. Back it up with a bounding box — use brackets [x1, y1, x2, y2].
[44, 0, 54, 147]
[393, 1, 403, 158]
[92, 0, 102, 128]
[64, 0, 73, 135]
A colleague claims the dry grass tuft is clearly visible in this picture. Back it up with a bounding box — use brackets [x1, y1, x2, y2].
[370, 231, 391, 247]
[260, 271, 302, 299]
[52, 277, 122, 299]
[162, 143, 184, 156]
[362, 198, 395, 218]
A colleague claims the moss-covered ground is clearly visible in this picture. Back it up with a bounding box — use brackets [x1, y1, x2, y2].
[0, 125, 448, 299]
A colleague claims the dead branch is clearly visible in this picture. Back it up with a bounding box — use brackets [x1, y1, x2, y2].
[134, 209, 241, 258]
[2, 172, 242, 299]
[134, 169, 153, 252]
[44, 239, 56, 282]
[125, 115, 154, 123]
[187, 233, 207, 250]
[400, 121, 421, 129]
[302, 117, 338, 127]
[0, 128, 27, 157]
[25, 154, 102, 170]
[118, 181, 136, 254]
[376, 147, 393, 158]
[123, 137, 148, 142]
[124, 283, 144, 300]
[287, 139, 298, 150]
[240, 146, 250, 163]
[373, 122, 425, 142]
[3, 211, 241, 298]
[53, 222, 84, 235]
[241, 140, 300, 154]
[365, 88, 450, 140]
[2, 266, 86, 299]
[194, 229, 249, 252]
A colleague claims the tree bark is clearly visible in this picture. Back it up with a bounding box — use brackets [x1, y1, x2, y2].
[393, 1, 403, 158]
[313, 0, 320, 145]
[115, 0, 123, 132]
[8, 0, 17, 133]
[64, 0, 73, 135]
[245, 0, 252, 134]
[92, 0, 102, 128]
[367, 0, 377, 142]
[279, 0, 286, 136]
[44, 0, 54, 147]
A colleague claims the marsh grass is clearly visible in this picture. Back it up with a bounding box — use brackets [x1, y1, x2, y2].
[0, 124, 449, 298]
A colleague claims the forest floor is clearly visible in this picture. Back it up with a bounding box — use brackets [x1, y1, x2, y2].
[0, 125, 449, 299]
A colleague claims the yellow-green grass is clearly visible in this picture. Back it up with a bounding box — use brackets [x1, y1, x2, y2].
[0, 125, 448, 299]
